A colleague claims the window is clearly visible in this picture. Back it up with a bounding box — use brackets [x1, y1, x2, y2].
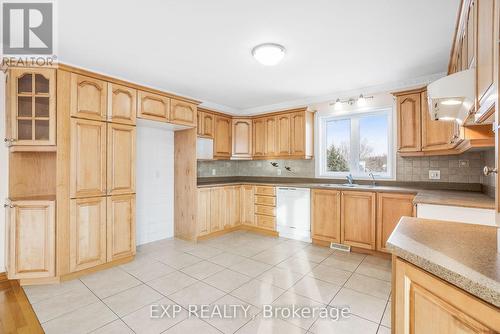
[317, 108, 393, 179]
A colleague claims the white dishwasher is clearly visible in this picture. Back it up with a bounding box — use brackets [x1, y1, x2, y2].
[276, 187, 311, 242]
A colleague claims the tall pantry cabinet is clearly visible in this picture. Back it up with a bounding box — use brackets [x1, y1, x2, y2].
[58, 70, 136, 277]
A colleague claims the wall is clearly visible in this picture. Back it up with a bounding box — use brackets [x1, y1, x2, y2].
[136, 121, 174, 245]
[0, 72, 6, 272]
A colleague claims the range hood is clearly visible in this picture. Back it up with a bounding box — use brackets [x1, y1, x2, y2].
[426, 69, 475, 123]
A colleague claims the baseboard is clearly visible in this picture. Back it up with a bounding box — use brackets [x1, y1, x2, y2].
[196, 226, 241, 241]
[60, 255, 135, 282]
[312, 238, 391, 258]
[240, 224, 279, 237]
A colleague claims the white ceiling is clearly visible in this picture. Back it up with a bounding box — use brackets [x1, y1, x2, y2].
[58, 0, 460, 114]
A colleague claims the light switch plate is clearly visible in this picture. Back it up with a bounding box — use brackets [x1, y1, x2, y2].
[277, 169, 282, 175]
[429, 170, 441, 180]
[211, 169, 216, 176]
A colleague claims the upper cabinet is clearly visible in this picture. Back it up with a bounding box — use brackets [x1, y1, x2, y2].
[264, 116, 277, 157]
[420, 91, 458, 151]
[107, 123, 136, 195]
[70, 74, 107, 121]
[6, 68, 56, 150]
[253, 118, 266, 157]
[108, 83, 137, 125]
[214, 115, 232, 159]
[290, 110, 313, 158]
[170, 99, 197, 127]
[276, 114, 291, 155]
[395, 90, 422, 153]
[232, 118, 252, 159]
[197, 110, 215, 138]
[137, 90, 170, 123]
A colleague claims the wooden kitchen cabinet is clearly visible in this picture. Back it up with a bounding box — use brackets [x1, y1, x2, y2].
[6, 200, 55, 279]
[421, 91, 458, 151]
[69, 197, 106, 272]
[7, 68, 56, 149]
[108, 83, 136, 125]
[394, 258, 500, 333]
[70, 118, 107, 198]
[376, 193, 415, 252]
[395, 90, 422, 153]
[197, 188, 211, 236]
[170, 98, 197, 127]
[264, 116, 277, 156]
[311, 189, 341, 244]
[214, 115, 232, 159]
[198, 110, 215, 138]
[210, 187, 225, 233]
[70, 73, 107, 121]
[276, 114, 291, 155]
[232, 118, 252, 159]
[476, 0, 494, 106]
[341, 191, 376, 249]
[290, 111, 313, 157]
[107, 194, 136, 261]
[240, 185, 255, 225]
[253, 118, 266, 157]
[225, 186, 241, 227]
[107, 123, 136, 195]
[137, 90, 170, 123]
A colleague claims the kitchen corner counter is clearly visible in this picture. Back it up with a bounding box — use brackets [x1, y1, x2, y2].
[413, 190, 495, 209]
[388, 217, 500, 307]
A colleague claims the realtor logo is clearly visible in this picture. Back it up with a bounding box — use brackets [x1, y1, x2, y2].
[2, 2, 53, 55]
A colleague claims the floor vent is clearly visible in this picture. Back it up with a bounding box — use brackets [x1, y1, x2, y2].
[330, 242, 351, 252]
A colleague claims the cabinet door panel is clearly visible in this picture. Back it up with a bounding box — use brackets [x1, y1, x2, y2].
[198, 112, 215, 138]
[70, 119, 107, 198]
[232, 119, 252, 159]
[108, 83, 136, 125]
[240, 185, 255, 225]
[253, 118, 266, 157]
[70, 74, 107, 121]
[107, 123, 136, 195]
[311, 189, 341, 243]
[7, 201, 55, 279]
[197, 188, 211, 236]
[225, 186, 240, 227]
[170, 99, 197, 126]
[476, 0, 494, 103]
[421, 91, 457, 151]
[341, 191, 376, 249]
[210, 188, 225, 232]
[70, 197, 106, 272]
[276, 114, 291, 156]
[137, 90, 170, 122]
[376, 193, 415, 252]
[214, 116, 232, 158]
[9, 68, 56, 147]
[397, 93, 421, 152]
[265, 116, 277, 156]
[107, 194, 136, 261]
[291, 112, 306, 156]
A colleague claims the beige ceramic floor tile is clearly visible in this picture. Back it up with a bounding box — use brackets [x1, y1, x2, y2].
[168, 281, 226, 308]
[272, 291, 324, 330]
[381, 301, 391, 328]
[205, 294, 260, 334]
[120, 256, 176, 282]
[235, 315, 306, 334]
[80, 267, 142, 299]
[185, 245, 225, 259]
[32, 283, 99, 323]
[276, 256, 318, 274]
[181, 261, 225, 280]
[152, 250, 203, 269]
[122, 297, 187, 334]
[256, 267, 305, 289]
[377, 325, 391, 334]
[308, 265, 352, 285]
[203, 269, 251, 292]
[344, 273, 392, 299]
[23, 279, 86, 304]
[289, 276, 341, 305]
[231, 279, 285, 307]
[146, 271, 198, 296]
[42, 301, 117, 334]
[309, 312, 379, 334]
[102, 284, 163, 317]
[355, 262, 392, 282]
[330, 288, 386, 323]
[321, 252, 365, 272]
[163, 317, 221, 334]
[208, 252, 247, 267]
[230, 258, 273, 277]
[91, 319, 134, 334]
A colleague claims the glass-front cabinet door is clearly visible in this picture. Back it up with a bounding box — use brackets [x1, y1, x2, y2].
[7, 68, 56, 148]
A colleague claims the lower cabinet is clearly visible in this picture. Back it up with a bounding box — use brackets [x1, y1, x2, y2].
[240, 185, 255, 225]
[394, 258, 500, 333]
[6, 200, 55, 279]
[225, 186, 241, 228]
[311, 189, 341, 243]
[210, 187, 225, 233]
[70, 197, 107, 272]
[376, 193, 415, 252]
[197, 188, 211, 236]
[107, 194, 136, 261]
[341, 191, 376, 250]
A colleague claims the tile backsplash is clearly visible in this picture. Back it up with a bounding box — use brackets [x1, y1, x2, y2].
[198, 150, 495, 195]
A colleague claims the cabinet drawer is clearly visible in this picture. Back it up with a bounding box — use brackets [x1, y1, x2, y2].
[255, 204, 275, 216]
[255, 214, 276, 230]
[254, 195, 276, 206]
[255, 186, 275, 196]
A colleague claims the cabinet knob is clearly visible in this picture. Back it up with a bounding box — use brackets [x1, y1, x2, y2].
[483, 166, 497, 176]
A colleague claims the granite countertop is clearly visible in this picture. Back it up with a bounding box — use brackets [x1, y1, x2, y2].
[387, 217, 500, 307]
[197, 177, 494, 209]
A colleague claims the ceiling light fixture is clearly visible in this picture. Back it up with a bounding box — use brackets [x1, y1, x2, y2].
[440, 99, 463, 106]
[357, 94, 367, 106]
[252, 43, 286, 66]
[329, 94, 374, 108]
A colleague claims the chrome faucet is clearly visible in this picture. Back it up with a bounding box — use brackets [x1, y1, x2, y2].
[368, 172, 376, 187]
[346, 174, 354, 185]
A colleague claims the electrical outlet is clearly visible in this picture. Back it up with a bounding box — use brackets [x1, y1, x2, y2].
[211, 169, 216, 176]
[429, 170, 441, 180]
[277, 169, 282, 176]
[458, 160, 469, 168]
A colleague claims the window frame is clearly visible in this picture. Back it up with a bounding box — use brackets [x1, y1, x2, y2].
[315, 107, 395, 180]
